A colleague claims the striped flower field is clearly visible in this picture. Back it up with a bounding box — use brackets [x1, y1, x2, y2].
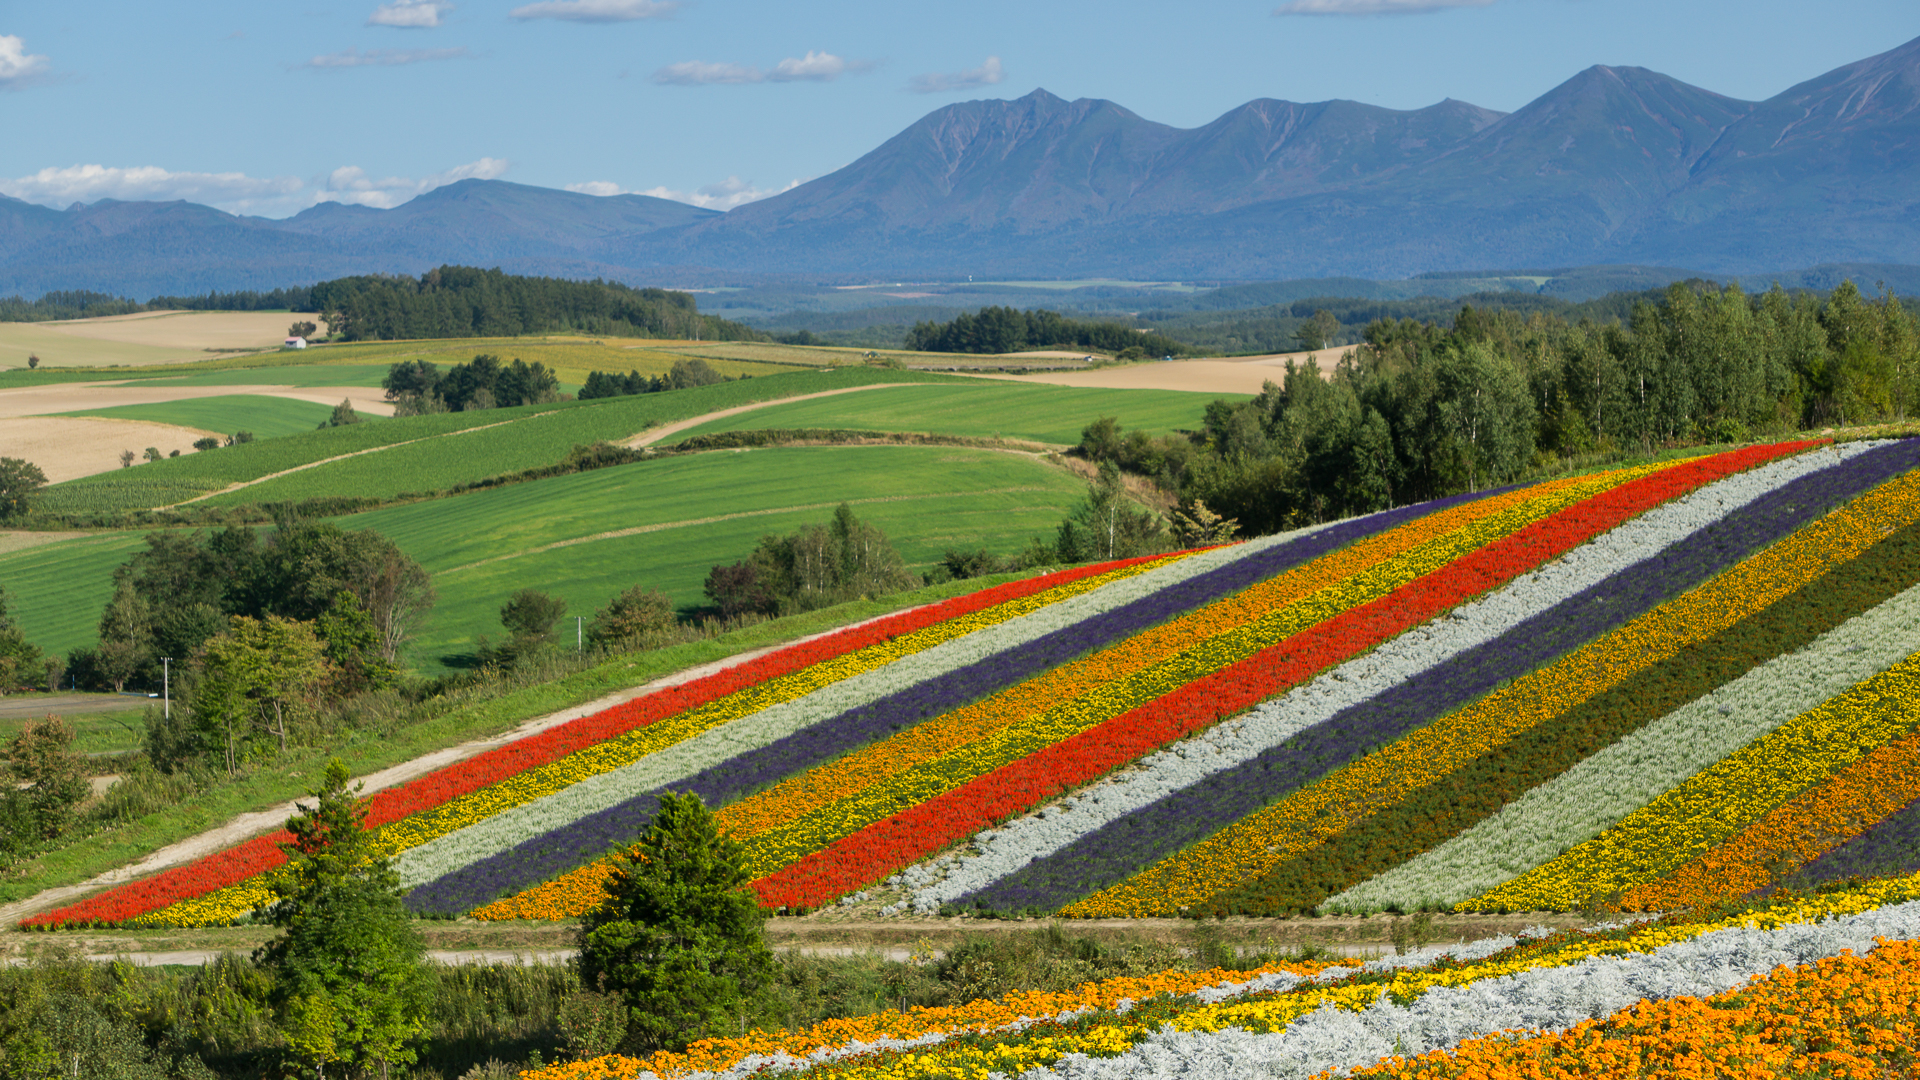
[26, 436, 1920, 931]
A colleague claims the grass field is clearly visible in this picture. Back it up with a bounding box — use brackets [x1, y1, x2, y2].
[62, 395, 341, 440]
[261, 337, 798, 391]
[0, 532, 154, 657]
[666, 383, 1218, 445]
[340, 444, 1085, 668]
[0, 706, 149, 758]
[134, 364, 398, 388]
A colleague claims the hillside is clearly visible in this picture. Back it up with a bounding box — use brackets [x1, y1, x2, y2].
[29, 436, 1920, 935]
[3, 37, 1919, 290]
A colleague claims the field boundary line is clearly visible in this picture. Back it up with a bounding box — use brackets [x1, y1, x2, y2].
[621, 382, 922, 448]
[436, 486, 1064, 577]
[158, 410, 561, 509]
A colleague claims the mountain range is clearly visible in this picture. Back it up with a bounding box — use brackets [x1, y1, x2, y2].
[3, 34, 1918, 297]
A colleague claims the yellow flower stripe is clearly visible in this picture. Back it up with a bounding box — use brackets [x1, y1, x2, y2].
[131, 555, 1184, 928]
[481, 467, 1648, 918]
[1070, 466, 1920, 919]
[1624, 727, 1920, 911]
[520, 872, 1920, 1080]
[1487, 655, 1920, 913]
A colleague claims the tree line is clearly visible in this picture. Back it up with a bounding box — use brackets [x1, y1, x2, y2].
[0, 287, 317, 323]
[1078, 279, 1918, 536]
[380, 355, 562, 414]
[310, 266, 764, 343]
[905, 306, 1190, 359]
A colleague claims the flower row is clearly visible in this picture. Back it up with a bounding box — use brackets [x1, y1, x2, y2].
[1328, 544, 1920, 913]
[1059, 441, 1870, 917]
[930, 440, 1866, 914]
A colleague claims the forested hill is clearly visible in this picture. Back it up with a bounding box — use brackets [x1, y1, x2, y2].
[308, 266, 763, 343]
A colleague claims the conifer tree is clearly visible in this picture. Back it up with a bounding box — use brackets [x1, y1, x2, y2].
[577, 791, 776, 1053]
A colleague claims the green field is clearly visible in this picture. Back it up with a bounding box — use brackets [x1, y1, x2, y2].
[63, 395, 342, 439]
[341, 444, 1085, 669]
[132, 364, 397, 388]
[38, 368, 959, 514]
[667, 383, 1218, 446]
[0, 704, 150, 758]
[0, 532, 153, 657]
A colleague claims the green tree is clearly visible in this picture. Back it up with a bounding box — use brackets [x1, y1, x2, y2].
[1294, 308, 1339, 351]
[0, 458, 47, 521]
[587, 586, 675, 650]
[193, 615, 330, 772]
[320, 399, 362, 428]
[0, 586, 44, 690]
[576, 791, 776, 1054]
[500, 588, 567, 646]
[258, 759, 429, 1079]
[0, 717, 88, 848]
[192, 436, 220, 452]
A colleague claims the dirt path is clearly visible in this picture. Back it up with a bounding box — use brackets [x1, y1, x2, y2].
[164, 411, 548, 508]
[0, 693, 149, 720]
[620, 382, 918, 449]
[0, 601, 934, 927]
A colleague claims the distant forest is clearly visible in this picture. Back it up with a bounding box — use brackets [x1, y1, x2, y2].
[0, 286, 315, 322]
[905, 306, 1190, 359]
[307, 266, 763, 343]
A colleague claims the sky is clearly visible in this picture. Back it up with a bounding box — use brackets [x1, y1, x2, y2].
[2, 0, 1915, 220]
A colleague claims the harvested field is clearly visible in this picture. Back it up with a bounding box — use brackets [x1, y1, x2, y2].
[0, 417, 222, 483]
[0, 311, 298, 368]
[0, 381, 394, 419]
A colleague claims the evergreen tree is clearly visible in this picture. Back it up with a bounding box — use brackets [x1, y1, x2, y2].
[257, 759, 429, 1079]
[576, 791, 776, 1054]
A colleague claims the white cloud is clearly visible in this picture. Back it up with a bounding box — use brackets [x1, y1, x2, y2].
[652, 50, 866, 86]
[368, 0, 455, 28]
[1274, 0, 1495, 13]
[908, 56, 1003, 94]
[508, 0, 676, 22]
[571, 176, 802, 211]
[0, 34, 52, 89]
[303, 46, 469, 68]
[0, 164, 303, 215]
[315, 156, 510, 208]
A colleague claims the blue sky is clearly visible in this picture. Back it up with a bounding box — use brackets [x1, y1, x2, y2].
[2, 0, 1914, 218]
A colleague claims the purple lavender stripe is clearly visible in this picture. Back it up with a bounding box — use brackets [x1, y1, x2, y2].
[1790, 792, 1920, 887]
[404, 487, 1505, 914]
[960, 440, 1920, 915]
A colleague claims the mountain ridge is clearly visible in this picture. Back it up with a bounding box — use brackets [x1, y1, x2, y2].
[3, 35, 1918, 295]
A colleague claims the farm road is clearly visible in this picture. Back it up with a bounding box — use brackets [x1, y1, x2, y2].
[620, 381, 919, 448]
[0, 601, 936, 927]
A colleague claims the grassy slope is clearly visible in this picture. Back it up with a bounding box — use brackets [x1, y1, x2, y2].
[139, 364, 398, 388]
[0, 573, 1041, 905]
[0, 533, 151, 657]
[38, 367, 961, 513]
[344, 445, 1084, 668]
[62, 395, 340, 439]
[667, 382, 1220, 445]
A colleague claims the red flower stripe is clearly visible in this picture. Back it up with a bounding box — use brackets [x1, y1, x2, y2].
[29, 554, 1171, 928]
[752, 442, 1819, 907]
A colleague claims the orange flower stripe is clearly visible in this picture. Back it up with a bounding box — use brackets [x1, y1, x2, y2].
[1075, 465, 1920, 918]
[1624, 729, 1920, 910]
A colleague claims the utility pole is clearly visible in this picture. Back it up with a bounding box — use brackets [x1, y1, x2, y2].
[575, 616, 584, 654]
[161, 657, 173, 721]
